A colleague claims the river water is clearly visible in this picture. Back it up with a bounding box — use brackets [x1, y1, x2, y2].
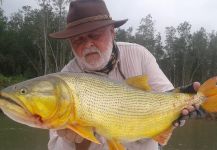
[0, 114, 48, 150]
[0, 114, 217, 150]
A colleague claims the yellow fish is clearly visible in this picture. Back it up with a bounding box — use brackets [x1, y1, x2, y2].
[0, 72, 217, 150]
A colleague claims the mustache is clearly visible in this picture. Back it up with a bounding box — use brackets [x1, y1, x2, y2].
[83, 47, 101, 56]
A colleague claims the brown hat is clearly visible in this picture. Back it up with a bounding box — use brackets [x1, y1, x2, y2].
[49, 0, 128, 39]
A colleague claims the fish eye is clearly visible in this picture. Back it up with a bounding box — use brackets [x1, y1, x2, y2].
[20, 88, 28, 95]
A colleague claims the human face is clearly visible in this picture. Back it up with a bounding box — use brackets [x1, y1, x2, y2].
[69, 25, 115, 71]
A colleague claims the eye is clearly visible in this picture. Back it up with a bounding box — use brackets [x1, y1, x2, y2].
[72, 39, 82, 45]
[89, 33, 101, 40]
[20, 88, 28, 95]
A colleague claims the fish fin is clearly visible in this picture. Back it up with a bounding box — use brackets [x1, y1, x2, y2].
[67, 124, 100, 144]
[107, 139, 125, 150]
[126, 75, 151, 91]
[202, 95, 217, 112]
[153, 126, 175, 146]
[199, 77, 217, 112]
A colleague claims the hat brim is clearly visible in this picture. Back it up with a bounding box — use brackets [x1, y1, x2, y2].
[49, 19, 128, 39]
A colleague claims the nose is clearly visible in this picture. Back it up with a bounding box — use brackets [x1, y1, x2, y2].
[83, 37, 94, 49]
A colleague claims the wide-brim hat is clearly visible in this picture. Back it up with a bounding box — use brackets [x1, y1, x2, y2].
[49, 0, 128, 39]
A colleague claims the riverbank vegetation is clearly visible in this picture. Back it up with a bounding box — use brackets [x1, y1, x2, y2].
[0, 74, 26, 89]
[0, 1, 217, 87]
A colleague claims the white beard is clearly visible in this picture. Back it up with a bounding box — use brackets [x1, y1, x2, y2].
[74, 41, 113, 71]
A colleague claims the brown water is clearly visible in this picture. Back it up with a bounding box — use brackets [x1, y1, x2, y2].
[0, 113, 217, 150]
[165, 119, 217, 150]
[0, 114, 48, 150]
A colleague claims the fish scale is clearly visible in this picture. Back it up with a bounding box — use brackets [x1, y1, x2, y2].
[52, 73, 194, 140]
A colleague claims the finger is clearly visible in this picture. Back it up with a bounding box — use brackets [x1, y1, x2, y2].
[179, 120, 186, 127]
[193, 104, 200, 110]
[178, 114, 190, 121]
[64, 130, 84, 143]
[193, 82, 200, 91]
[173, 118, 187, 127]
[182, 105, 198, 116]
[65, 131, 76, 142]
[75, 135, 84, 143]
[57, 129, 67, 137]
[185, 105, 195, 112]
[181, 108, 189, 115]
[173, 122, 179, 127]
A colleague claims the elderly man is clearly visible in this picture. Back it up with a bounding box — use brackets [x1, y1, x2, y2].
[48, 0, 200, 149]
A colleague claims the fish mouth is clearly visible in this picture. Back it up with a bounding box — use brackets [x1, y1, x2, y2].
[0, 92, 45, 128]
[0, 92, 30, 116]
[0, 92, 24, 109]
[0, 93, 23, 108]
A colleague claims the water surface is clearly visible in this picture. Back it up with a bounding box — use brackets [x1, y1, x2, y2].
[0, 114, 48, 150]
[165, 119, 217, 150]
[1, 114, 217, 150]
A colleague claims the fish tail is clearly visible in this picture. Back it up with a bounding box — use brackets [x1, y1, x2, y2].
[199, 77, 217, 112]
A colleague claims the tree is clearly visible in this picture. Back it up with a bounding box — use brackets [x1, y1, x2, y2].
[35, 0, 71, 74]
[191, 27, 208, 82]
[1, 3, 217, 86]
[0, 8, 6, 33]
[50, 0, 69, 72]
[175, 21, 193, 86]
[164, 26, 177, 85]
[115, 27, 135, 43]
[135, 14, 155, 53]
[154, 32, 164, 61]
[207, 31, 217, 78]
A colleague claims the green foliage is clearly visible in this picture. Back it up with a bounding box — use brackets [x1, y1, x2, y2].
[116, 15, 217, 87]
[135, 14, 155, 53]
[115, 27, 135, 43]
[1, 4, 217, 87]
[0, 74, 26, 89]
[0, 2, 72, 78]
[154, 32, 164, 60]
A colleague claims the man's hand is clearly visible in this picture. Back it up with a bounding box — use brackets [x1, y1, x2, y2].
[57, 129, 84, 143]
[173, 82, 207, 127]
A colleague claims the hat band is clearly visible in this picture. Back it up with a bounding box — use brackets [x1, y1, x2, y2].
[66, 15, 112, 29]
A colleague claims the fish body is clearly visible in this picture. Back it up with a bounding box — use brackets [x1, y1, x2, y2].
[0, 72, 216, 149]
[56, 73, 193, 140]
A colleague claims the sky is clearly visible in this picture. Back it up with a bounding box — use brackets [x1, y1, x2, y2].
[1, 0, 217, 37]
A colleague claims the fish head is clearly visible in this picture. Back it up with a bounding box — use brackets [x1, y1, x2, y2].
[0, 75, 74, 129]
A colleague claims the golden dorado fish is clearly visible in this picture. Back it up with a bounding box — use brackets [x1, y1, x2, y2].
[0, 72, 217, 150]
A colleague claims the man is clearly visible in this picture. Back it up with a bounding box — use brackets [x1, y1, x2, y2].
[48, 0, 200, 149]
